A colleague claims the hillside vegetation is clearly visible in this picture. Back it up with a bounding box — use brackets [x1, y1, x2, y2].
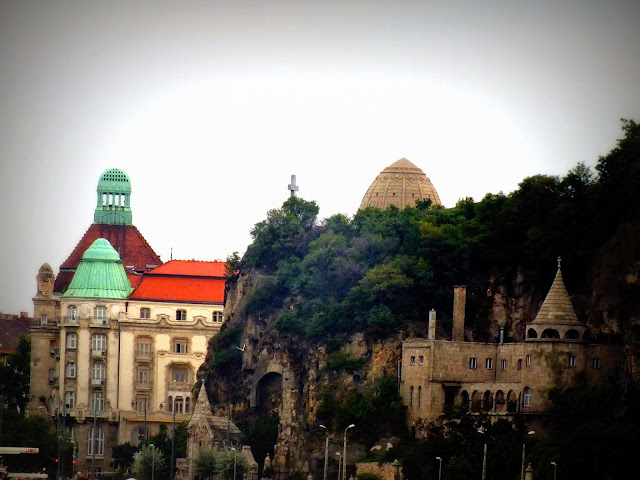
[229, 119, 640, 347]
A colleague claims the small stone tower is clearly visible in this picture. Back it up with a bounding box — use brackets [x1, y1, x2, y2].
[36, 263, 55, 297]
[94, 168, 132, 225]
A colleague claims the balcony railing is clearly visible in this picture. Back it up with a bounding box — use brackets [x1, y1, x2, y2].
[62, 316, 79, 326]
[135, 381, 153, 391]
[90, 378, 105, 387]
[135, 350, 154, 361]
[91, 349, 107, 358]
[89, 317, 110, 327]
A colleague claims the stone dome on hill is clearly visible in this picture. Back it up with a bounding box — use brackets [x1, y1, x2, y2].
[359, 157, 442, 210]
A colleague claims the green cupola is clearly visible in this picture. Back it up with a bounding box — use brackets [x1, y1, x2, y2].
[94, 168, 133, 225]
[63, 238, 133, 299]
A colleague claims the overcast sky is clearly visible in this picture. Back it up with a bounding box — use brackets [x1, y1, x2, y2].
[1, 0, 639, 314]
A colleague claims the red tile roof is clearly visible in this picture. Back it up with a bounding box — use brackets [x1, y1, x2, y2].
[54, 224, 162, 293]
[149, 260, 227, 277]
[129, 276, 225, 303]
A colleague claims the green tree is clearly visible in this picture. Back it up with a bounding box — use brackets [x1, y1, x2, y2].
[0, 336, 31, 412]
[193, 446, 247, 480]
[133, 444, 169, 480]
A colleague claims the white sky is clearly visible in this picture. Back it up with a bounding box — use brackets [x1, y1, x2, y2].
[1, 0, 639, 314]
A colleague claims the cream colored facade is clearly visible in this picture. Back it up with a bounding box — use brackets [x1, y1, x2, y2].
[31, 294, 224, 473]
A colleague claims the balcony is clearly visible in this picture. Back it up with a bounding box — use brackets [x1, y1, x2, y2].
[169, 381, 191, 391]
[62, 316, 79, 326]
[91, 349, 107, 358]
[135, 350, 154, 362]
[89, 317, 110, 327]
[135, 381, 153, 391]
[90, 378, 105, 387]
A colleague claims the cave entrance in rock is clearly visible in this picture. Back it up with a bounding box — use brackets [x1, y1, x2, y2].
[257, 371, 283, 417]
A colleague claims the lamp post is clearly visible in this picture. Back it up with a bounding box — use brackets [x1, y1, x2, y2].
[335, 453, 341, 480]
[342, 424, 354, 480]
[435, 457, 442, 480]
[478, 427, 487, 480]
[170, 398, 176, 480]
[230, 447, 237, 480]
[520, 430, 535, 480]
[319, 425, 329, 480]
[550, 461, 557, 480]
[149, 444, 156, 480]
[92, 402, 98, 480]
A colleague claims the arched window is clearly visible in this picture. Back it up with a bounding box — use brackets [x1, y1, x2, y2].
[523, 387, 532, 407]
[541, 329, 560, 339]
[461, 390, 470, 410]
[565, 329, 580, 339]
[495, 390, 505, 411]
[410, 386, 414, 407]
[527, 328, 538, 339]
[131, 427, 150, 446]
[482, 390, 493, 411]
[418, 386, 422, 407]
[88, 427, 105, 456]
[68, 305, 77, 321]
[471, 391, 482, 412]
[507, 390, 518, 413]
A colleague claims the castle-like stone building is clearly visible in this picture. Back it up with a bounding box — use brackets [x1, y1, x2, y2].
[400, 260, 624, 428]
[29, 169, 226, 475]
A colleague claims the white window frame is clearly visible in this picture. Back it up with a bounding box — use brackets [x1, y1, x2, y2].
[91, 334, 107, 352]
[469, 357, 477, 369]
[65, 391, 76, 409]
[171, 366, 188, 383]
[88, 427, 105, 456]
[68, 305, 77, 321]
[91, 362, 105, 381]
[137, 338, 152, 355]
[523, 388, 532, 407]
[569, 355, 576, 367]
[526, 354, 531, 366]
[501, 359, 507, 371]
[94, 306, 107, 320]
[212, 311, 223, 322]
[66, 333, 77, 349]
[91, 392, 105, 413]
[66, 362, 76, 378]
[173, 339, 189, 354]
[140, 307, 151, 319]
[485, 358, 493, 369]
[176, 309, 187, 321]
[137, 367, 151, 384]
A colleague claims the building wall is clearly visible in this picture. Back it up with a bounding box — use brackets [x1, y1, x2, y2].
[401, 338, 624, 426]
[30, 294, 224, 473]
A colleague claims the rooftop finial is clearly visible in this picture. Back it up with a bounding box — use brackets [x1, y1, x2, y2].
[557, 256, 562, 270]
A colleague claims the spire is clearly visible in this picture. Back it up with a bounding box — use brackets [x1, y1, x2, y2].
[94, 168, 133, 225]
[194, 382, 212, 416]
[532, 257, 581, 325]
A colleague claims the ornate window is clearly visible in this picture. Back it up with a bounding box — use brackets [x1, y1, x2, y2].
[173, 339, 189, 354]
[176, 309, 187, 321]
[523, 387, 532, 407]
[66, 362, 76, 378]
[66, 333, 77, 349]
[171, 366, 188, 383]
[137, 337, 153, 355]
[87, 427, 105, 456]
[140, 307, 151, 319]
[136, 367, 151, 385]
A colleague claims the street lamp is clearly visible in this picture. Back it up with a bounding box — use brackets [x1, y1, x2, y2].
[230, 447, 237, 480]
[335, 453, 341, 480]
[520, 430, 535, 480]
[478, 427, 487, 480]
[435, 457, 442, 480]
[319, 425, 329, 480]
[149, 444, 156, 480]
[342, 424, 355, 480]
[550, 461, 557, 480]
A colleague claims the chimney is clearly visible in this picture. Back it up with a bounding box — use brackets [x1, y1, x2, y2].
[452, 285, 466, 342]
[428, 309, 436, 340]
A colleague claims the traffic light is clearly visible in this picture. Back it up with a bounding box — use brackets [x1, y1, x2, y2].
[55, 458, 59, 463]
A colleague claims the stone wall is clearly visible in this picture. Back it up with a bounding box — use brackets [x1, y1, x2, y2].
[355, 462, 401, 480]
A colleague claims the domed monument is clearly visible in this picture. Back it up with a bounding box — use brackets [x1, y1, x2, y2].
[359, 157, 442, 210]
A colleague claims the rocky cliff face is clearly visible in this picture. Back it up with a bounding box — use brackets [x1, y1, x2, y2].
[202, 220, 640, 478]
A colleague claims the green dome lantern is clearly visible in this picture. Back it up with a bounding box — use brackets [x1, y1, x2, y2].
[94, 168, 133, 225]
[63, 238, 133, 299]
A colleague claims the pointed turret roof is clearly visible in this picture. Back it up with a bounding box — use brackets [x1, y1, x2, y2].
[531, 257, 581, 325]
[194, 382, 213, 416]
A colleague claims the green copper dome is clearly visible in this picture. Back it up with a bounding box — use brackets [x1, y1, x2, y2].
[63, 238, 133, 299]
[94, 168, 133, 225]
